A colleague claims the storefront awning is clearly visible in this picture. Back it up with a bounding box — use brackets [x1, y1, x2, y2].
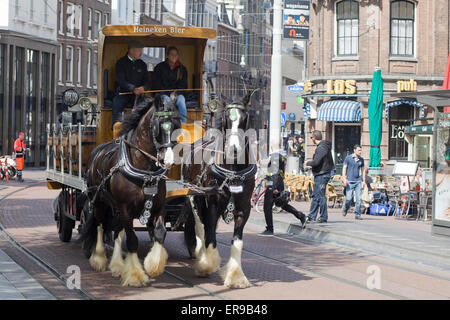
[385, 100, 425, 119]
[317, 100, 361, 122]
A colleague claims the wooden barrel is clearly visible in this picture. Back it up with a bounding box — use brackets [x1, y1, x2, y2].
[71, 127, 97, 174]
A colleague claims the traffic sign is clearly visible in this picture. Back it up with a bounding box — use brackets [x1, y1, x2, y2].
[281, 112, 287, 127]
[288, 83, 305, 93]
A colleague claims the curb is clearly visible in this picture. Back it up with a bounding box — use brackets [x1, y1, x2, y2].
[287, 223, 450, 272]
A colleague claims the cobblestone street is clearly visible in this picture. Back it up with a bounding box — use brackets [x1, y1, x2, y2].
[0, 170, 449, 300]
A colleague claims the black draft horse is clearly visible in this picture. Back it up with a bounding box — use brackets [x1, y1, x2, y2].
[82, 96, 181, 287]
[182, 91, 257, 288]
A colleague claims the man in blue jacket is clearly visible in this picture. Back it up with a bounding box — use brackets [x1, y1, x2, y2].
[305, 130, 335, 223]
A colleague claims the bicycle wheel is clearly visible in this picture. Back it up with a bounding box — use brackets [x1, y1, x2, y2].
[256, 192, 265, 213]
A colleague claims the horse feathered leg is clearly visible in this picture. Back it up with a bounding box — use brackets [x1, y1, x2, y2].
[89, 224, 108, 272]
[120, 226, 149, 287]
[144, 215, 168, 278]
[109, 229, 125, 277]
[220, 209, 251, 289]
[194, 197, 221, 277]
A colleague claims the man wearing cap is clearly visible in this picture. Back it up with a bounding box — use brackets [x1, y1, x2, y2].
[112, 40, 150, 127]
[14, 132, 26, 182]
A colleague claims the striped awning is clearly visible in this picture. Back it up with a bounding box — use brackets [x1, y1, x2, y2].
[303, 104, 311, 118]
[385, 100, 425, 119]
[317, 100, 362, 122]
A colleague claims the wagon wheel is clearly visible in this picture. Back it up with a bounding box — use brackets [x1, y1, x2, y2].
[56, 191, 75, 242]
[78, 200, 90, 235]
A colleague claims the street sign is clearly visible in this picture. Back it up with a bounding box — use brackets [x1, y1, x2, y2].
[289, 113, 296, 120]
[288, 83, 304, 93]
[297, 97, 305, 104]
[281, 112, 287, 127]
[283, 0, 310, 40]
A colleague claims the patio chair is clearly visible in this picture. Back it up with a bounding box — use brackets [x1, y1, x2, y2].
[326, 184, 337, 208]
[332, 183, 346, 208]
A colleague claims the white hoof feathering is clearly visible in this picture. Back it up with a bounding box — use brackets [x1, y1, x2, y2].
[144, 242, 168, 278]
[195, 243, 221, 277]
[89, 225, 107, 272]
[109, 229, 125, 277]
[190, 197, 205, 259]
[220, 239, 251, 289]
[120, 252, 149, 287]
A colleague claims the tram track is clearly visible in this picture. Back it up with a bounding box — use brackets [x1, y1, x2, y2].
[0, 182, 228, 300]
[0, 182, 96, 300]
[215, 237, 410, 300]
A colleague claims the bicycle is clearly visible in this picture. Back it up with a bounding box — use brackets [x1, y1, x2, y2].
[251, 176, 282, 214]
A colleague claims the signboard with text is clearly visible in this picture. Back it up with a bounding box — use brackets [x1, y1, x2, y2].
[283, 0, 310, 40]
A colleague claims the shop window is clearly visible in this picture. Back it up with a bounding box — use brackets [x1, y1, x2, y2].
[390, 0, 415, 56]
[389, 105, 413, 160]
[336, 0, 359, 56]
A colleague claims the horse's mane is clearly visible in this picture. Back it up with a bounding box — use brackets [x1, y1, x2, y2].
[118, 97, 155, 137]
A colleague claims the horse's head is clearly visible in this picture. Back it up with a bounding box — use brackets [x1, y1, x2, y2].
[151, 95, 182, 169]
[223, 103, 249, 161]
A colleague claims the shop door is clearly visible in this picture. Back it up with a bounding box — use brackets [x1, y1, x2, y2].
[414, 136, 431, 168]
[334, 125, 361, 175]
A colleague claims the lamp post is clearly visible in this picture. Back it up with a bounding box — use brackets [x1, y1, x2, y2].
[269, 0, 282, 153]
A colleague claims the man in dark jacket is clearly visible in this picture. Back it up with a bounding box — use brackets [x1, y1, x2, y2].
[305, 130, 335, 223]
[259, 152, 306, 236]
[112, 40, 150, 127]
[153, 47, 188, 122]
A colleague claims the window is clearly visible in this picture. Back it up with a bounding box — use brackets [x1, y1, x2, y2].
[118, 0, 122, 18]
[389, 105, 413, 159]
[156, 0, 161, 21]
[104, 13, 109, 25]
[44, 0, 49, 24]
[93, 10, 101, 40]
[390, 0, 415, 56]
[93, 51, 98, 87]
[77, 5, 83, 37]
[58, 45, 63, 82]
[15, 0, 19, 17]
[76, 48, 81, 85]
[151, 0, 156, 19]
[67, 3, 75, 36]
[30, 0, 34, 20]
[87, 8, 92, 39]
[58, 1, 63, 32]
[66, 46, 73, 83]
[336, 0, 359, 56]
[145, 0, 150, 16]
[87, 49, 91, 87]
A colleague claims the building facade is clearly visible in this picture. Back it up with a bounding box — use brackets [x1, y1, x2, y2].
[56, 0, 111, 119]
[186, 0, 218, 105]
[304, 0, 449, 173]
[217, 2, 241, 103]
[240, 0, 272, 131]
[0, 0, 58, 166]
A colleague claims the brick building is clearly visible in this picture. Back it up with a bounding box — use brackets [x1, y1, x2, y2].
[303, 0, 449, 173]
[56, 0, 111, 116]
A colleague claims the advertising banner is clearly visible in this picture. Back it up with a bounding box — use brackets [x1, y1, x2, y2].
[283, 0, 310, 40]
[435, 119, 450, 223]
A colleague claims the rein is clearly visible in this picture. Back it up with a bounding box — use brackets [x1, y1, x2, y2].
[122, 138, 158, 163]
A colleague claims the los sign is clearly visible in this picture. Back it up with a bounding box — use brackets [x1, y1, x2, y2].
[326, 80, 357, 95]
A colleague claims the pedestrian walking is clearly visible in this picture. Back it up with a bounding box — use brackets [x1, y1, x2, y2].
[14, 132, 26, 182]
[305, 131, 335, 223]
[259, 152, 306, 236]
[342, 145, 366, 220]
[297, 135, 305, 173]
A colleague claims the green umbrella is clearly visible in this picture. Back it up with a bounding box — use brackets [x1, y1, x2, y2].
[368, 70, 383, 168]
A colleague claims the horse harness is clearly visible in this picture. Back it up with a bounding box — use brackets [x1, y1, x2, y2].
[87, 111, 177, 225]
